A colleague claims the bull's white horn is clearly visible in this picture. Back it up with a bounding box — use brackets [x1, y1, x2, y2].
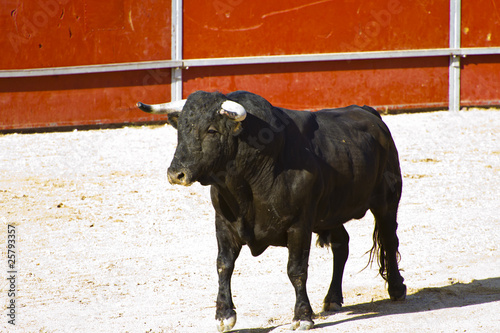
[220, 100, 247, 121]
[136, 99, 187, 114]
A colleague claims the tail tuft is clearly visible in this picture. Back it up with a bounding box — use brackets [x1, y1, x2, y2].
[365, 223, 401, 281]
[367, 224, 387, 280]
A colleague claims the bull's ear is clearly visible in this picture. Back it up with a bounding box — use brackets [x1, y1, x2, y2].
[231, 122, 243, 136]
[167, 113, 180, 129]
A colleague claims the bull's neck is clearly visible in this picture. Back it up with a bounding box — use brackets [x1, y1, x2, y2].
[235, 134, 285, 191]
[210, 139, 282, 229]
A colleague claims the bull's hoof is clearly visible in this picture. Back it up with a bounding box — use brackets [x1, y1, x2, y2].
[216, 313, 237, 332]
[389, 283, 407, 301]
[322, 302, 342, 312]
[290, 320, 314, 330]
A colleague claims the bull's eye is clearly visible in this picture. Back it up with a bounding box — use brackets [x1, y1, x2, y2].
[207, 126, 218, 135]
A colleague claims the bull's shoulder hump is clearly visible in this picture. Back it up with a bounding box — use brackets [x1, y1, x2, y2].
[316, 104, 379, 117]
[278, 108, 319, 135]
[315, 105, 384, 127]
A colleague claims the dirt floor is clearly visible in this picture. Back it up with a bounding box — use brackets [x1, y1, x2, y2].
[0, 109, 499, 332]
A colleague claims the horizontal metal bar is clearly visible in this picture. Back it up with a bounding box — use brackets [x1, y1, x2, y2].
[1, 47, 500, 78]
[454, 47, 500, 56]
[184, 47, 500, 67]
[183, 49, 453, 67]
[0, 60, 182, 78]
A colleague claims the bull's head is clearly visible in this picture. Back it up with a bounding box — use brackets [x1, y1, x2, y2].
[137, 91, 247, 186]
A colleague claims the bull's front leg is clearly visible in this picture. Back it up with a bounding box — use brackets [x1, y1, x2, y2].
[287, 226, 314, 330]
[215, 215, 242, 332]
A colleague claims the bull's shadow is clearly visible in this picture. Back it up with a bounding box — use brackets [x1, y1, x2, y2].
[228, 277, 500, 332]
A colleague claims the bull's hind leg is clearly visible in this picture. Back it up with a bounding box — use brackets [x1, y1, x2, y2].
[322, 225, 349, 312]
[370, 206, 407, 301]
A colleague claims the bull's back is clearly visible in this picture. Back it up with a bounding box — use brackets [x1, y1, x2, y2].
[288, 106, 397, 225]
[313, 105, 393, 164]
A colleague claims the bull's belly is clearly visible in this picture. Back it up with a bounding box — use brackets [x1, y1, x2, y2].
[232, 217, 289, 257]
[314, 202, 371, 231]
[245, 234, 288, 256]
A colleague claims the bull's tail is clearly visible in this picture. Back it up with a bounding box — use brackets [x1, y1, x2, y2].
[365, 221, 401, 281]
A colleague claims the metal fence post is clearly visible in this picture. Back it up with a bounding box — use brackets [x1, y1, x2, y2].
[171, 0, 183, 101]
[449, 0, 461, 111]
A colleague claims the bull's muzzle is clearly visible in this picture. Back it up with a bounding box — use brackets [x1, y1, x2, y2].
[167, 168, 192, 186]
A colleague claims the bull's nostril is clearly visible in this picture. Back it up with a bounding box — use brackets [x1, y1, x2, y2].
[167, 168, 190, 186]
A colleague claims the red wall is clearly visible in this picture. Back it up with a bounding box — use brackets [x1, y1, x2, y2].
[0, 69, 172, 129]
[183, 58, 449, 111]
[0, 0, 499, 131]
[1, 0, 171, 69]
[182, 0, 451, 111]
[0, 0, 172, 130]
[460, 0, 500, 107]
[183, 0, 449, 57]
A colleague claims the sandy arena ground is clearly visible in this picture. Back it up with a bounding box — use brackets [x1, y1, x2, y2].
[0, 109, 499, 332]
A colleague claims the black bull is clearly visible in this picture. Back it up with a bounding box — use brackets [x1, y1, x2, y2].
[137, 90, 406, 331]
